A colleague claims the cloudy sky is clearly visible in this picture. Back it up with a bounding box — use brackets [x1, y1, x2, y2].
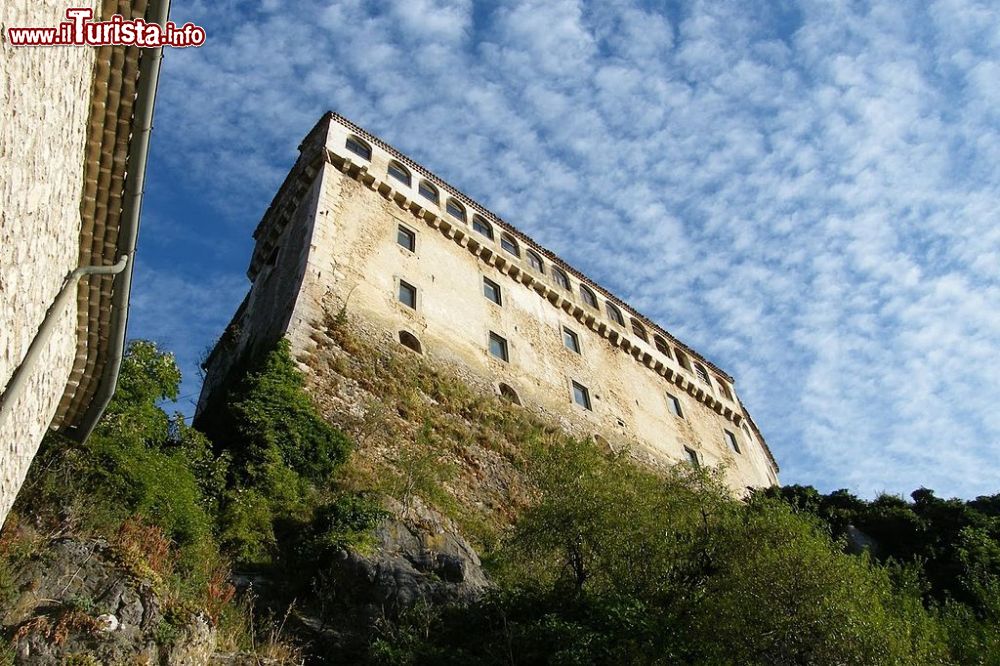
[131, 0, 999, 499]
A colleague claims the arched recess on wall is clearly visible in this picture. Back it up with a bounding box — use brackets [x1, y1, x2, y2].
[498, 382, 521, 405]
[606, 302, 625, 326]
[388, 160, 411, 186]
[631, 318, 649, 342]
[398, 330, 422, 354]
[593, 434, 613, 453]
[345, 135, 371, 160]
[653, 335, 672, 358]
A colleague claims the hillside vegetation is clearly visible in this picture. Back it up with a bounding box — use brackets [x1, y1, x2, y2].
[0, 319, 997, 664]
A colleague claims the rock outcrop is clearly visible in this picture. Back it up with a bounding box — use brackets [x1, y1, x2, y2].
[3, 538, 215, 665]
[337, 498, 488, 615]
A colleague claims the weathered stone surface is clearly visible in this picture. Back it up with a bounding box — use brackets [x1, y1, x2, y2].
[336, 497, 488, 615]
[197, 113, 779, 497]
[0, 0, 101, 530]
[2, 538, 216, 665]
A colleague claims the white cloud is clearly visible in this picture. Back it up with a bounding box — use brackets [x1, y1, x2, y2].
[143, 0, 1000, 498]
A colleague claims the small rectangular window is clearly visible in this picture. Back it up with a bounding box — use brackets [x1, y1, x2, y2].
[724, 430, 741, 454]
[667, 393, 684, 418]
[489, 332, 509, 362]
[572, 381, 592, 410]
[397, 225, 415, 252]
[398, 280, 417, 309]
[684, 446, 700, 468]
[483, 277, 502, 305]
[563, 327, 581, 354]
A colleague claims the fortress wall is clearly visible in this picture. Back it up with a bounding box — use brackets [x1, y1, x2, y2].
[0, 1, 101, 525]
[287, 159, 776, 492]
[197, 115, 778, 492]
[195, 170, 326, 421]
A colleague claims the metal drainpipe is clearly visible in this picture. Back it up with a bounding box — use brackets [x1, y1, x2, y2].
[69, 0, 171, 443]
[0, 256, 129, 434]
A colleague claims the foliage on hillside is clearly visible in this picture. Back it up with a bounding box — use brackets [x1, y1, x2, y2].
[1, 331, 998, 664]
[0, 340, 378, 661]
[361, 440, 952, 665]
[760, 483, 1000, 663]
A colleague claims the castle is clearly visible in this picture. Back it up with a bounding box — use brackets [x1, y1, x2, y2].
[196, 113, 779, 493]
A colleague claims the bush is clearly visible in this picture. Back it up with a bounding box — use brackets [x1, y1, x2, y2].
[364, 438, 952, 665]
[226, 339, 351, 486]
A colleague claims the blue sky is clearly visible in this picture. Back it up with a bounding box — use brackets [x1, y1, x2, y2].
[130, 0, 999, 499]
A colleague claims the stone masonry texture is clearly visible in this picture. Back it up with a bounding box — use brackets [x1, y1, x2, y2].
[199, 114, 779, 494]
[0, 1, 102, 527]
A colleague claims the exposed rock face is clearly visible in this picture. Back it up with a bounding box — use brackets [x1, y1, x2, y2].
[338, 498, 488, 615]
[2, 538, 215, 665]
[344, 500, 487, 610]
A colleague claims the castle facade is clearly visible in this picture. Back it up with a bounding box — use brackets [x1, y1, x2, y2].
[197, 113, 779, 492]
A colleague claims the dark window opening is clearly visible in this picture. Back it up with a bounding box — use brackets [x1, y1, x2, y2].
[446, 199, 466, 222]
[419, 180, 439, 203]
[483, 277, 502, 305]
[667, 393, 684, 418]
[398, 280, 417, 309]
[499, 383, 521, 405]
[572, 381, 592, 410]
[472, 216, 494, 239]
[500, 233, 520, 257]
[489, 332, 509, 362]
[654, 335, 672, 357]
[397, 225, 415, 252]
[346, 135, 371, 160]
[631, 319, 648, 342]
[563, 327, 581, 354]
[725, 430, 741, 454]
[580, 285, 598, 308]
[388, 161, 411, 186]
[527, 250, 544, 273]
[684, 446, 700, 468]
[553, 268, 570, 290]
[606, 302, 625, 326]
[265, 245, 280, 267]
[399, 331, 422, 354]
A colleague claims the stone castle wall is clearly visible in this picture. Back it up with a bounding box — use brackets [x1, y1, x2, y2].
[0, 1, 101, 525]
[200, 115, 778, 492]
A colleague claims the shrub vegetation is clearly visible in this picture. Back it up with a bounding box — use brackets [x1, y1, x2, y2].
[1, 333, 997, 664]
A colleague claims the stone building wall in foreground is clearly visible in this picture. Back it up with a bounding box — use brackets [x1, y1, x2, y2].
[0, 1, 101, 525]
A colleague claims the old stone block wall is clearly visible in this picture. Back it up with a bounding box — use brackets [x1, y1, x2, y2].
[0, 1, 101, 524]
[200, 115, 779, 493]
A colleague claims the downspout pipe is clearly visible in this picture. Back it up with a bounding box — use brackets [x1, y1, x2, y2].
[69, 0, 171, 442]
[0, 256, 129, 434]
